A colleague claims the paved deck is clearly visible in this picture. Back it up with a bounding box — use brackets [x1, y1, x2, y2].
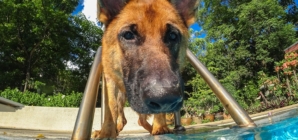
[0, 104, 298, 139]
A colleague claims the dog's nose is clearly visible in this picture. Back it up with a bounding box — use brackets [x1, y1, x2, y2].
[143, 79, 183, 112]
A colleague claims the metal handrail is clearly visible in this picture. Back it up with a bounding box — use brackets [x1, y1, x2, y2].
[186, 48, 256, 127]
[72, 47, 103, 140]
[71, 47, 256, 140]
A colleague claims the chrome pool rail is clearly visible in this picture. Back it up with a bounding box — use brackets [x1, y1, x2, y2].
[72, 47, 103, 140]
[186, 48, 256, 127]
[71, 47, 256, 140]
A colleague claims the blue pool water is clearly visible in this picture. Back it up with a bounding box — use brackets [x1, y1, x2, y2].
[187, 116, 298, 140]
[120, 110, 298, 140]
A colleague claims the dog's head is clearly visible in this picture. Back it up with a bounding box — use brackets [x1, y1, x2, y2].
[98, 0, 199, 114]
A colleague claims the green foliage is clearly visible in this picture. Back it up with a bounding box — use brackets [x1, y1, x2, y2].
[186, 73, 222, 114]
[0, 0, 103, 93]
[0, 88, 83, 107]
[202, 119, 211, 123]
[124, 101, 130, 107]
[198, 0, 296, 81]
[184, 0, 298, 115]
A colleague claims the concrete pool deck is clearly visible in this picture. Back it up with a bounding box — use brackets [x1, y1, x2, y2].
[0, 104, 298, 139]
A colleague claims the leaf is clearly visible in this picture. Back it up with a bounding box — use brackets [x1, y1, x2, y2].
[36, 134, 45, 139]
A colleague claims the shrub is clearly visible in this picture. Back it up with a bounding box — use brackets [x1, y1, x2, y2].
[0, 88, 83, 107]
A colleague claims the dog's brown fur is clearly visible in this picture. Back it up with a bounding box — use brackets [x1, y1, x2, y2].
[92, 0, 199, 138]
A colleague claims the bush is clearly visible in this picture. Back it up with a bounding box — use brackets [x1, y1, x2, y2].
[0, 88, 83, 107]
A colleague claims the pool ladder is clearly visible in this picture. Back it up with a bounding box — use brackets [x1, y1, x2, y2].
[71, 47, 256, 140]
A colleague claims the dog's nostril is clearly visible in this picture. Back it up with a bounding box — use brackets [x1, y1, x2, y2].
[143, 79, 182, 112]
[147, 101, 161, 110]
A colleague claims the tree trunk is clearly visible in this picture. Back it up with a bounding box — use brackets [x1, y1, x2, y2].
[23, 72, 30, 92]
[23, 60, 31, 92]
[277, 72, 280, 83]
[286, 75, 292, 96]
[259, 91, 269, 106]
[292, 70, 298, 87]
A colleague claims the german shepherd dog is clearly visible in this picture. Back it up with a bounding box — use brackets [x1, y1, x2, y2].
[92, 0, 199, 138]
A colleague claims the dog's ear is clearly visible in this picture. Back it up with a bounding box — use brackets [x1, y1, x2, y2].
[97, 0, 128, 25]
[170, 0, 199, 27]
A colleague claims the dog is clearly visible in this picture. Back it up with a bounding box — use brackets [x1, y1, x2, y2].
[92, 0, 199, 138]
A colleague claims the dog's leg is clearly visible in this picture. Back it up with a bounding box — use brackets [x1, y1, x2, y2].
[138, 113, 171, 135]
[151, 113, 173, 135]
[138, 114, 152, 133]
[91, 75, 118, 139]
[116, 89, 127, 133]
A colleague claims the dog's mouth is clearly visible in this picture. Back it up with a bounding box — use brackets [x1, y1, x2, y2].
[125, 78, 183, 114]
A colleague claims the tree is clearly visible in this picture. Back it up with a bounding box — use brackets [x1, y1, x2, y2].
[0, 0, 103, 93]
[55, 13, 103, 93]
[186, 0, 297, 110]
[279, 0, 298, 36]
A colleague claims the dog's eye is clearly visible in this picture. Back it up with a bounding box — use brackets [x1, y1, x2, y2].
[166, 31, 180, 43]
[123, 31, 135, 40]
[165, 24, 180, 44]
[169, 32, 178, 41]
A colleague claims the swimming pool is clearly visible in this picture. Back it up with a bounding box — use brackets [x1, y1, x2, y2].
[120, 109, 298, 140]
[0, 107, 297, 139]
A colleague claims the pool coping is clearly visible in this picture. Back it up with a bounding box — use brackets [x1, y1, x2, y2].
[0, 103, 298, 139]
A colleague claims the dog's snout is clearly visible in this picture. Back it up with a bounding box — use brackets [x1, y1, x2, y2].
[143, 79, 183, 112]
